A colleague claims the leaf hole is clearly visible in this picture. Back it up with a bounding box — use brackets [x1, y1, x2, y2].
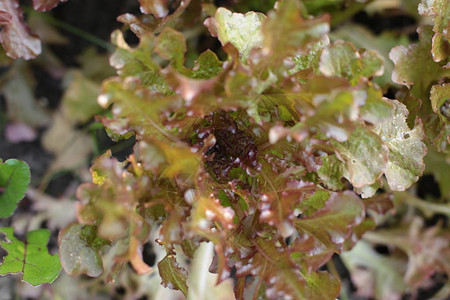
[142, 242, 156, 267]
[115, 287, 126, 296]
[440, 99, 450, 118]
[374, 244, 390, 255]
[403, 133, 410, 139]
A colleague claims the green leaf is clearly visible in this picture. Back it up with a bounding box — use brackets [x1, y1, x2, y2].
[0, 159, 30, 218]
[418, 0, 450, 62]
[395, 87, 422, 129]
[359, 84, 394, 125]
[58, 224, 104, 277]
[290, 37, 328, 74]
[307, 90, 358, 142]
[331, 24, 410, 86]
[429, 83, 450, 150]
[389, 26, 450, 94]
[99, 78, 181, 140]
[0, 228, 61, 286]
[262, 0, 330, 65]
[332, 126, 389, 188]
[205, 7, 265, 62]
[354, 180, 383, 199]
[108, 30, 170, 94]
[374, 100, 427, 191]
[189, 50, 223, 79]
[430, 83, 450, 122]
[155, 28, 187, 69]
[158, 254, 188, 295]
[155, 140, 201, 179]
[319, 41, 384, 85]
[316, 154, 345, 190]
[297, 189, 330, 217]
[302, 270, 341, 300]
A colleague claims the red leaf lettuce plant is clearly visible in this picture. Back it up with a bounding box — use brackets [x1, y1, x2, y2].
[51, 0, 448, 299]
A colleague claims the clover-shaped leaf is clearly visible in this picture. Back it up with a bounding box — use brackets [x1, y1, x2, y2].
[0, 227, 61, 286]
[0, 159, 30, 218]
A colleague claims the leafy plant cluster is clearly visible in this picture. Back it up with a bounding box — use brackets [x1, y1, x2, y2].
[0, 0, 449, 299]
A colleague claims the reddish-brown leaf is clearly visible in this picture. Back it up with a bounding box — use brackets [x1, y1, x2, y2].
[139, 0, 169, 18]
[0, 0, 41, 59]
[32, 0, 68, 12]
[295, 191, 365, 252]
[259, 183, 316, 238]
[235, 237, 340, 300]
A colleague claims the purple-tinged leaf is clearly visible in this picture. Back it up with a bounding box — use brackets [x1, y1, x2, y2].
[295, 191, 365, 252]
[32, 0, 67, 12]
[236, 237, 340, 300]
[363, 193, 394, 216]
[139, 0, 169, 18]
[0, 0, 41, 59]
[259, 183, 316, 238]
[290, 234, 335, 271]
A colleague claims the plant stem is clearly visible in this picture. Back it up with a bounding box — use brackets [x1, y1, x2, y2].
[23, 6, 114, 52]
[395, 191, 450, 217]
